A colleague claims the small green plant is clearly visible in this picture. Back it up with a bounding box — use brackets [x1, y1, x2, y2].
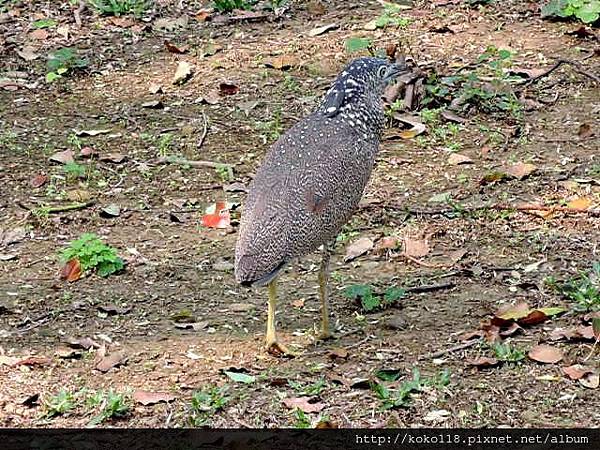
[371, 368, 449, 409]
[561, 263, 600, 311]
[292, 408, 311, 428]
[373, 3, 410, 29]
[213, 0, 255, 12]
[61, 233, 124, 277]
[189, 386, 230, 426]
[63, 162, 86, 182]
[34, 18, 58, 28]
[343, 284, 406, 312]
[215, 164, 233, 182]
[256, 109, 283, 143]
[491, 342, 526, 362]
[157, 133, 174, 157]
[88, 390, 130, 425]
[43, 390, 76, 417]
[345, 36, 372, 54]
[288, 377, 327, 396]
[89, 0, 152, 16]
[542, 0, 599, 24]
[46, 47, 88, 83]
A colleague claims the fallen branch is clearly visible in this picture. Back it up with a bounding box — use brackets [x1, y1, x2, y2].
[43, 201, 95, 214]
[519, 58, 600, 86]
[419, 338, 481, 360]
[152, 156, 234, 179]
[404, 282, 456, 294]
[401, 203, 600, 218]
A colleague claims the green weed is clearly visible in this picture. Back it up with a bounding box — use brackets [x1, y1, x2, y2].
[343, 284, 406, 312]
[491, 342, 526, 362]
[89, 0, 152, 16]
[46, 47, 88, 83]
[288, 377, 327, 396]
[542, 0, 599, 24]
[561, 263, 600, 311]
[43, 390, 76, 417]
[60, 233, 124, 277]
[88, 390, 131, 425]
[188, 386, 230, 426]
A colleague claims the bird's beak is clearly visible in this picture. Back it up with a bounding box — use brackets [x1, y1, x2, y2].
[384, 62, 411, 83]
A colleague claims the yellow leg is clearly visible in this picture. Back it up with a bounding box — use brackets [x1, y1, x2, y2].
[317, 245, 333, 340]
[265, 279, 295, 356]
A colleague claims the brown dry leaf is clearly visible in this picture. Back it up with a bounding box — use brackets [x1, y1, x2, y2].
[393, 113, 426, 139]
[164, 41, 189, 54]
[56, 346, 81, 359]
[109, 16, 135, 27]
[315, 420, 338, 428]
[579, 372, 600, 389]
[403, 236, 430, 258]
[133, 390, 176, 406]
[219, 82, 239, 96]
[505, 162, 536, 180]
[466, 357, 499, 368]
[499, 322, 522, 337]
[344, 237, 374, 262]
[14, 356, 51, 367]
[375, 236, 399, 252]
[30, 173, 48, 188]
[29, 29, 48, 40]
[549, 326, 594, 341]
[264, 55, 296, 70]
[291, 298, 305, 308]
[563, 364, 594, 380]
[80, 146, 97, 158]
[96, 351, 127, 373]
[60, 258, 82, 282]
[528, 344, 563, 364]
[447, 153, 473, 165]
[567, 197, 592, 210]
[518, 310, 548, 326]
[282, 397, 325, 413]
[172, 61, 193, 85]
[66, 189, 91, 202]
[328, 347, 349, 359]
[100, 153, 126, 163]
[195, 9, 211, 22]
[16, 45, 39, 61]
[307, 0, 326, 15]
[578, 122, 593, 139]
[49, 149, 74, 164]
[308, 23, 338, 37]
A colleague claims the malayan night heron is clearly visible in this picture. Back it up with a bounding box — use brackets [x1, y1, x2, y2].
[235, 57, 408, 355]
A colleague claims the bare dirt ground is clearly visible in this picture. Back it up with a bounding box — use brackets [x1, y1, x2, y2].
[1, 0, 599, 428]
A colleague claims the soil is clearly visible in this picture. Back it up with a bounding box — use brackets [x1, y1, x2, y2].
[1, 0, 599, 428]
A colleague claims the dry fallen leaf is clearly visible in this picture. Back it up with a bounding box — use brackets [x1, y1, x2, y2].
[578, 122, 593, 139]
[264, 55, 296, 70]
[308, 23, 338, 37]
[447, 153, 473, 165]
[344, 237, 374, 262]
[567, 197, 592, 210]
[505, 162, 536, 180]
[579, 372, 599, 389]
[219, 82, 239, 96]
[403, 235, 430, 258]
[133, 390, 176, 405]
[173, 61, 194, 85]
[282, 397, 325, 413]
[393, 113, 426, 139]
[60, 258, 82, 282]
[562, 364, 594, 380]
[29, 29, 48, 40]
[30, 173, 48, 188]
[374, 236, 399, 252]
[328, 347, 349, 359]
[528, 344, 563, 364]
[16, 45, 39, 61]
[466, 357, 500, 368]
[49, 149, 74, 164]
[96, 351, 127, 373]
[164, 40, 189, 54]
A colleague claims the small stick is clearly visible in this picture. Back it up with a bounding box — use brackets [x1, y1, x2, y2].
[520, 58, 600, 85]
[404, 282, 455, 294]
[419, 338, 481, 360]
[33, 201, 95, 214]
[197, 111, 209, 149]
[154, 156, 234, 179]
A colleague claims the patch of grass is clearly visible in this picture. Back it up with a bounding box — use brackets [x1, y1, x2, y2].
[371, 368, 450, 409]
[560, 263, 600, 311]
[345, 36, 372, 54]
[215, 164, 233, 182]
[213, 0, 255, 12]
[157, 133, 174, 157]
[255, 109, 283, 143]
[373, 3, 410, 29]
[43, 390, 76, 418]
[292, 408, 311, 428]
[587, 164, 600, 178]
[0, 131, 20, 152]
[88, 390, 131, 425]
[188, 385, 230, 426]
[288, 377, 327, 396]
[491, 342, 526, 362]
[63, 162, 86, 182]
[89, 0, 152, 16]
[343, 284, 406, 312]
[33, 18, 57, 29]
[60, 233, 124, 277]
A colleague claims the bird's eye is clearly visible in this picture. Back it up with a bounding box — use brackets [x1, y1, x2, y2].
[377, 66, 387, 78]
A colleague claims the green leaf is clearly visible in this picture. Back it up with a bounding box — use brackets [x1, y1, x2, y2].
[345, 37, 372, 53]
[536, 306, 567, 317]
[344, 284, 372, 300]
[46, 72, 61, 83]
[575, 2, 600, 23]
[375, 369, 402, 382]
[361, 294, 380, 312]
[223, 370, 255, 384]
[383, 287, 406, 304]
[34, 18, 57, 28]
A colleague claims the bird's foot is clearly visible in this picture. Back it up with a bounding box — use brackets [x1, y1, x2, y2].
[265, 339, 297, 357]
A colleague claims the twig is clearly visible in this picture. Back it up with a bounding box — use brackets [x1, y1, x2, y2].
[400, 203, 600, 218]
[519, 58, 600, 86]
[152, 156, 234, 179]
[197, 111, 209, 149]
[43, 201, 95, 214]
[419, 338, 481, 360]
[404, 282, 455, 294]
[74, 0, 85, 28]
[403, 254, 449, 269]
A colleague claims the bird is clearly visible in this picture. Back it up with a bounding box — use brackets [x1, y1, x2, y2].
[235, 57, 408, 355]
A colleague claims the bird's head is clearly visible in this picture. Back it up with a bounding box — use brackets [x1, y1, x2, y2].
[319, 57, 409, 120]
